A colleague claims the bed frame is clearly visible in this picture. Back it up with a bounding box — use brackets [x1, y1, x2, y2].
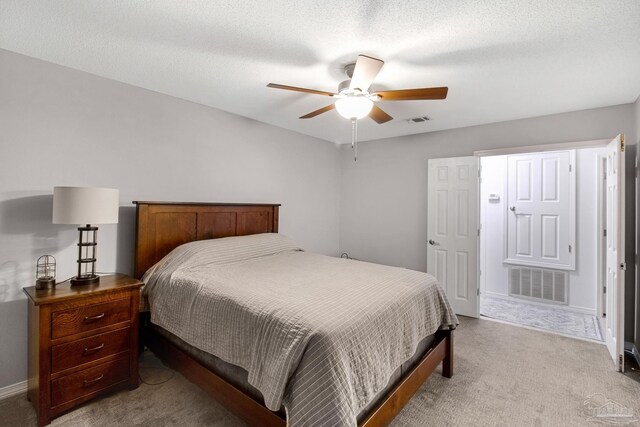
[134, 201, 453, 427]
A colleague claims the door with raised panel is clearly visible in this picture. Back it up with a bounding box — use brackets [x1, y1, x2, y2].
[605, 135, 625, 371]
[505, 151, 575, 270]
[427, 157, 479, 318]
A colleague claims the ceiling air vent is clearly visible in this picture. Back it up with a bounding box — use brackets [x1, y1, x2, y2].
[406, 116, 430, 123]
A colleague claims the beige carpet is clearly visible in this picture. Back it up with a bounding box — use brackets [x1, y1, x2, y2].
[2, 317, 638, 426]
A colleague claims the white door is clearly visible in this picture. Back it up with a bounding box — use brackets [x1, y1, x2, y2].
[427, 157, 479, 317]
[505, 151, 575, 270]
[605, 135, 625, 371]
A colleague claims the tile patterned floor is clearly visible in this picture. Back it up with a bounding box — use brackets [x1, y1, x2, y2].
[480, 295, 603, 341]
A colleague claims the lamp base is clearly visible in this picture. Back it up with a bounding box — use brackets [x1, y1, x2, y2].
[35, 277, 56, 290]
[70, 274, 100, 286]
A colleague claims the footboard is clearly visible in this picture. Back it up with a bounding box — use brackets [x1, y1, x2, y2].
[141, 315, 454, 427]
[360, 329, 453, 426]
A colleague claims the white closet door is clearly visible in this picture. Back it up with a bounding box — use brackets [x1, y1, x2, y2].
[427, 157, 479, 318]
[605, 135, 625, 371]
[505, 151, 575, 270]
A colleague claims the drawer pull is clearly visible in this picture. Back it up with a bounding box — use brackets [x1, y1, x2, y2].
[83, 343, 105, 354]
[84, 312, 105, 322]
[82, 374, 104, 386]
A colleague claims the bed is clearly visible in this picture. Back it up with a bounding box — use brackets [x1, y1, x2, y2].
[134, 201, 457, 427]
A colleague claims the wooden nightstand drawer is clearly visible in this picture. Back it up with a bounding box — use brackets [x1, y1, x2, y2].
[25, 274, 142, 426]
[52, 297, 131, 339]
[51, 327, 131, 373]
[51, 356, 130, 407]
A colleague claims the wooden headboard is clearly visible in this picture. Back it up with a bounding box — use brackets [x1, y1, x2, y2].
[133, 201, 280, 279]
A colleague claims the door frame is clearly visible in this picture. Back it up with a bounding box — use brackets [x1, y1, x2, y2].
[474, 138, 611, 157]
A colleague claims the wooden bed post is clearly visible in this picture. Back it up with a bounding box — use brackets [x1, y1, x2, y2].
[442, 329, 454, 378]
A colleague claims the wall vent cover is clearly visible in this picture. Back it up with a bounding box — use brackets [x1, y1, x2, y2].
[406, 116, 430, 123]
[509, 266, 568, 304]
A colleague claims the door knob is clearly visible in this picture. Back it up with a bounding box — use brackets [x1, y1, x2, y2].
[428, 239, 440, 246]
[509, 206, 516, 212]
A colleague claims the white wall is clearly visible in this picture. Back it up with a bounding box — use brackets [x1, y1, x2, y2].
[0, 49, 342, 389]
[480, 148, 606, 313]
[479, 156, 509, 296]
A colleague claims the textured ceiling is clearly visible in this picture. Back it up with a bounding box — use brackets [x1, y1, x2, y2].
[1, 1, 639, 144]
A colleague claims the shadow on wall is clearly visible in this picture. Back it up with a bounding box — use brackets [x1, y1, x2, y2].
[116, 206, 136, 277]
[0, 298, 30, 387]
[0, 197, 139, 298]
[0, 194, 76, 302]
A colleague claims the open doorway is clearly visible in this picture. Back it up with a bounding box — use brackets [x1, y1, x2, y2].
[427, 136, 626, 369]
[478, 147, 607, 343]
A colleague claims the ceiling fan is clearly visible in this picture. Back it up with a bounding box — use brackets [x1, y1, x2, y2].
[267, 54, 448, 123]
[267, 54, 448, 160]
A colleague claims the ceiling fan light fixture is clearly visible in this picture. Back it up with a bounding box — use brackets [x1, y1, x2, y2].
[335, 97, 373, 120]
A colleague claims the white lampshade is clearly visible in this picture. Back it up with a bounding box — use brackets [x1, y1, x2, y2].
[335, 97, 373, 120]
[53, 187, 119, 225]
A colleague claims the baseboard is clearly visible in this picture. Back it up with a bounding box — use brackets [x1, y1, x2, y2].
[0, 380, 27, 401]
[482, 291, 597, 316]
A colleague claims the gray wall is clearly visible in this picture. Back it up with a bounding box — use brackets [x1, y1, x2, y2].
[339, 104, 637, 342]
[0, 49, 342, 389]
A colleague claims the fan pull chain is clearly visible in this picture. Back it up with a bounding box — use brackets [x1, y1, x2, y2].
[351, 118, 358, 161]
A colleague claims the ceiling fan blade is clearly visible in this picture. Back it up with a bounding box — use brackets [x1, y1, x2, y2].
[349, 55, 384, 92]
[267, 83, 336, 97]
[369, 105, 393, 124]
[373, 87, 448, 101]
[299, 104, 335, 119]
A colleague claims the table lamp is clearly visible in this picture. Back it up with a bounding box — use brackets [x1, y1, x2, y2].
[52, 186, 119, 286]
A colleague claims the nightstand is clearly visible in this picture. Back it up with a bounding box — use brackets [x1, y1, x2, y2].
[23, 274, 143, 427]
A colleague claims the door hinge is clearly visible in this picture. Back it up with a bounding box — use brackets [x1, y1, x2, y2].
[620, 263, 626, 271]
[603, 285, 606, 293]
[477, 288, 480, 296]
[569, 164, 572, 172]
[620, 134, 625, 152]
[477, 229, 480, 237]
[603, 229, 607, 237]
[569, 245, 572, 253]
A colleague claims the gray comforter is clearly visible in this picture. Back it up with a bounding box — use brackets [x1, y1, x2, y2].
[142, 233, 458, 427]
